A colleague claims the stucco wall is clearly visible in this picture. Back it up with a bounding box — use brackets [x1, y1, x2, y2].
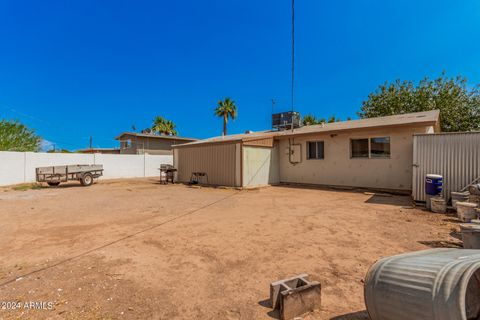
[277, 125, 433, 191]
[0, 152, 172, 186]
[242, 145, 279, 188]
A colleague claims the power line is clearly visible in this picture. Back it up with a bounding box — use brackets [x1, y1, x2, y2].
[0, 190, 241, 288]
[291, 0, 295, 112]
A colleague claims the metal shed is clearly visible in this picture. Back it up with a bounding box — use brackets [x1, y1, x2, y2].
[173, 132, 279, 188]
[173, 141, 242, 187]
[413, 132, 480, 202]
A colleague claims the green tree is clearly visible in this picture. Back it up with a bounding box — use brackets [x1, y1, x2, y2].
[358, 73, 480, 132]
[327, 115, 341, 123]
[151, 116, 177, 135]
[302, 114, 320, 126]
[0, 120, 41, 151]
[214, 97, 237, 136]
[302, 114, 328, 125]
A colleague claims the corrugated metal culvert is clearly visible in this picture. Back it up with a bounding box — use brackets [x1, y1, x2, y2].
[413, 132, 480, 202]
[364, 248, 480, 320]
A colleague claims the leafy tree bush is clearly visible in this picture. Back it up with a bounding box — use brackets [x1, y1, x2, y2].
[0, 120, 41, 151]
[359, 73, 480, 132]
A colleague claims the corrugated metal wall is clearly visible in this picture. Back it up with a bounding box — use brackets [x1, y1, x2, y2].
[174, 142, 241, 187]
[413, 132, 480, 201]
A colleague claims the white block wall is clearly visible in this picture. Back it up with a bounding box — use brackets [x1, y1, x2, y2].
[0, 151, 172, 186]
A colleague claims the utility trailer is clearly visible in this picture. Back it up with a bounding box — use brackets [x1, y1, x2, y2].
[36, 164, 103, 187]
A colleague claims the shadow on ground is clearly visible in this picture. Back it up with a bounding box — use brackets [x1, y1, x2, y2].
[45, 183, 88, 189]
[450, 229, 463, 241]
[258, 299, 279, 319]
[330, 310, 370, 320]
[364, 194, 411, 207]
[443, 217, 462, 223]
[418, 240, 463, 248]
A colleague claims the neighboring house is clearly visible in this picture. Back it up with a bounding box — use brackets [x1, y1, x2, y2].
[78, 148, 120, 154]
[115, 132, 197, 155]
[173, 110, 441, 191]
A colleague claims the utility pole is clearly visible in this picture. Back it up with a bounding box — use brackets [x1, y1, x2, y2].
[89, 136, 92, 150]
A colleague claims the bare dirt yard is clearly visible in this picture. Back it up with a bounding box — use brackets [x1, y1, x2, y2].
[0, 179, 461, 319]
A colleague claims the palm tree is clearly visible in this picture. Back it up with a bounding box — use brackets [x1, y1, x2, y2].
[152, 116, 166, 134]
[214, 97, 237, 136]
[327, 115, 341, 123]
[151, 116, 177, 135]
[302, 114, 318, 126]
[164, 120, 177, 136]
[302, 114, 326, 126]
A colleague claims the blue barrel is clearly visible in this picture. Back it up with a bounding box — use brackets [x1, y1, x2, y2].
[425, 174, 443, 196]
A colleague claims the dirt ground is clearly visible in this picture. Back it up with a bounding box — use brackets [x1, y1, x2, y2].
[0, 178, 462, 320]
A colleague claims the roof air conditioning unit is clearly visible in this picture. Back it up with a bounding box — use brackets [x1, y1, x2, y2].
[272, 111, 301, 130]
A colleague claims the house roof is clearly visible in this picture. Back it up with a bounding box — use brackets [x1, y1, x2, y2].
[276, 109, 440, 138]
[77, 148, 120, 153]
[115, 132, 197, 141]
[77, 148, 119, 151]
[171, 130, 277, 148]
[173, 110, 440, 148]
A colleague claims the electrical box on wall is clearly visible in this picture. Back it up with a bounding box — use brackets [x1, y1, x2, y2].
[290, 144, 302, 163]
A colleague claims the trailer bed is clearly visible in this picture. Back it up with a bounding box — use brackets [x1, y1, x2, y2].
[36, 164, 103, 186]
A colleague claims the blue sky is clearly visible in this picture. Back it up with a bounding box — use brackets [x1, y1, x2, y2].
[1, 1, 479, 150]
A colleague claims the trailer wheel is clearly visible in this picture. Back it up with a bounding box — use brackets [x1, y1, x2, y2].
[81, 173, 93, 186]
[47, 182, 60, 187]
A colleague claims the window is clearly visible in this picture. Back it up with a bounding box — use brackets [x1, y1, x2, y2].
[122, 139, 132, 149]
[351, 139, 369, 158]
[307, 141, 324, 159]
[370, 137, 390, 158]
[350, 137, 390, 158]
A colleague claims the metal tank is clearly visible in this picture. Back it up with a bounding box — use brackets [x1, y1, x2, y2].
[364, 248, 480, 320]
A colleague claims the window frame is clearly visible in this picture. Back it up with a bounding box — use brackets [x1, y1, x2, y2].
[122, 139, 132, 149]
[370, 136, 391, 159]
[350, 138, 370, 159]
[306, 141, 325, 160]
[350, 137, 391, 159]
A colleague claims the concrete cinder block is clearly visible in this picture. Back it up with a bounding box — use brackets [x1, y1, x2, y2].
[269, 274, 321, 320]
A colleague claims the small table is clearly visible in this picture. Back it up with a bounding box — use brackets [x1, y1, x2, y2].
[190, 172, 209, 185]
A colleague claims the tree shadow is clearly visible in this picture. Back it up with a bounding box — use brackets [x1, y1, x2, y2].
[330, 310, 370, 320]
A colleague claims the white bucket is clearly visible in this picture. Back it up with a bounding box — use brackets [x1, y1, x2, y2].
[470, 194, 480, 206]
[461, 224, 480, 249]
[451, 191, 470, 210]
[457, 202, 479, 222]
[430, 197, 447, 214]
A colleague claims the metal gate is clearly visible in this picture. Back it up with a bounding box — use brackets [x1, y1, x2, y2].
[413, 132, 480, 202]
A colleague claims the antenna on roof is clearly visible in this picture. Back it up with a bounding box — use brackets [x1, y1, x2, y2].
[291, 0, 295, 133]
